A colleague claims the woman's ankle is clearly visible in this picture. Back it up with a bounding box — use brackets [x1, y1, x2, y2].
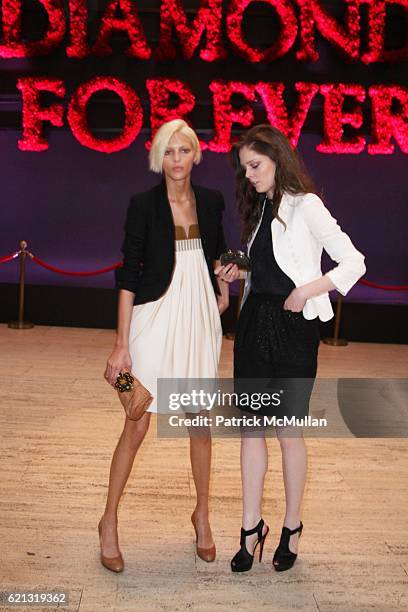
[192, 509, 210, 522]
[102, 511, 118, 524]
[283, 515, 301, 529]
[242, 514, 262, 530]
[193, 499, 210, 515]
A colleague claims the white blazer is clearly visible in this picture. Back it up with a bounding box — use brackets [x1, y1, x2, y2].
[241, 191, 366, 322]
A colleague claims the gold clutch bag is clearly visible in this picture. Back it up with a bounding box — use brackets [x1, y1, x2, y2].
[114, 371, 154, 421]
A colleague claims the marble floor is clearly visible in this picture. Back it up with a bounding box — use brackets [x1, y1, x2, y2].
[0, 324, 407, 612]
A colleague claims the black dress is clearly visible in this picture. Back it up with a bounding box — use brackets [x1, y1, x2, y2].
[233, 198, 320, 421]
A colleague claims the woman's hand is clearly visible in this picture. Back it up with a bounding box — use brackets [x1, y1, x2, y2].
[217, 295, 229, 316]
[214, 263, 241, 283]
[283, 287, 308, 313]
[104, 345, 132, 387]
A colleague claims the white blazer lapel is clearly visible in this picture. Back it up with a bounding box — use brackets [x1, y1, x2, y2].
[241, 196, 265, 310]
[271, 192, 290, 246]
[271, 192, 301, 285]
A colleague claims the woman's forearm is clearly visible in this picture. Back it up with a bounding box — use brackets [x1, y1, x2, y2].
[218, 277, 229, 305]
[115, 289, 135, 348]
[299, 274, 337, 300]
[214, 260, 230, 305]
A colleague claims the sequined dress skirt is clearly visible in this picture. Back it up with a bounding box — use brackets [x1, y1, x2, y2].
[128, 235, 222, 413]
[233, 292, 320, 418]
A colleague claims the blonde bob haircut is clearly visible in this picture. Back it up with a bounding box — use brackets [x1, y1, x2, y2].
[148, 119, 202, 174]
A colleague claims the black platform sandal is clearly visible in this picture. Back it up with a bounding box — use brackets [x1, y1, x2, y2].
[272, 521, 303, 571]
[231, 518, 269, 573]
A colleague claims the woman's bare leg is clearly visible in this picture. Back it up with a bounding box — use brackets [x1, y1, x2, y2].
[188, 422, 214, 549]
[275, 427, 307, 554]
[99, 412, 151, 557]
[240, 430, 269, 552]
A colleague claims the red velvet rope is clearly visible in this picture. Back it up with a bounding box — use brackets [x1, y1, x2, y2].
[28, 256, 408, 289]
[31, 254, 121, 276]
[358, 278, 408, 291]
[0, 251, 20, 264]
[2, 249, 408, 290]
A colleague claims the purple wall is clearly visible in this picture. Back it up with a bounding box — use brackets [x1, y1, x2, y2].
[0, 130, 407, 304]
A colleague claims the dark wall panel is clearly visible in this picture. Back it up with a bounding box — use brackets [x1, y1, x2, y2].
[0, 131, 406, 305]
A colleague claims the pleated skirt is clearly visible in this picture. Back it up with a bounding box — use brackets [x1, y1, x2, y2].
[128, 238, 223, 413]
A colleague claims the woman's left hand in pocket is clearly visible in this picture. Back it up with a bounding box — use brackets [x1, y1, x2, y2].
[283, 287, 308, 313]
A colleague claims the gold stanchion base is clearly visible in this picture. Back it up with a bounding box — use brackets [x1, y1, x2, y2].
[224, 332, 235, 341]
[8, 321, 34, 329]
[323, 337, 348, 346]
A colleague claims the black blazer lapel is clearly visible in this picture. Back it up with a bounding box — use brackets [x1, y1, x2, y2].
[154, 178, 175, 243]
[192, 183, 209, 242]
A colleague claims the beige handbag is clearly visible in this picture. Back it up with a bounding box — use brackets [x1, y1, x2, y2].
[114, 371, 153, 421]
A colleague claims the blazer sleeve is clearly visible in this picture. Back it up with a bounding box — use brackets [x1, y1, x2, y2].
[114, 195, 147, 293]
[214, 190, 227, 259]
[300, 193, 366, 296]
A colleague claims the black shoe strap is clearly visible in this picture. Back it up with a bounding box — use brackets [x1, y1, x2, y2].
[241, 518, 264, 538]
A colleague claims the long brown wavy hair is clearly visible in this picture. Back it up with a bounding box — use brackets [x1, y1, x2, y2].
[230, 125, 317, 243]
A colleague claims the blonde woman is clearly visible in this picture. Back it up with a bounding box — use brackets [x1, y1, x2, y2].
[99, 119, 229, 572]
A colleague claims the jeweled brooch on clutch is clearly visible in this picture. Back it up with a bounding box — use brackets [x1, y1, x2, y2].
[114, 371, 134, 393]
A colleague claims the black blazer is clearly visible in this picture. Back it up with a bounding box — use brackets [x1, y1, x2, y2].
[115, 178, 227, 305]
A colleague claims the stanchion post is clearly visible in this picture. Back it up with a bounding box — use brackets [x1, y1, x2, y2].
[8, 240, 34, 330]
[323, 294, 347, 346]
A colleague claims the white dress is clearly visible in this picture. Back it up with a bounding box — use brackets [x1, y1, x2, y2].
[127, 225, 223, 412]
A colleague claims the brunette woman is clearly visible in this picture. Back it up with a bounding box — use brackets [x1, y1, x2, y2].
[216, 124, 365, 573]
